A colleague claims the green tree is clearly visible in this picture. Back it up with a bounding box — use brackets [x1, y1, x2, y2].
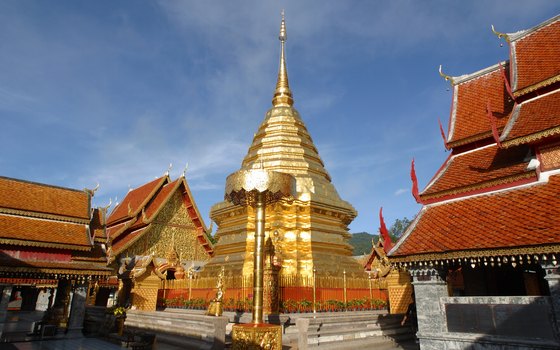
[389, 217, 412, 240]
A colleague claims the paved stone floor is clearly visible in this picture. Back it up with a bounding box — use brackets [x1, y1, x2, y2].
[0, 338, 184, 350]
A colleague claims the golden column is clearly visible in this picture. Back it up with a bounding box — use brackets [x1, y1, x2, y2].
[226, 169, 294, 349]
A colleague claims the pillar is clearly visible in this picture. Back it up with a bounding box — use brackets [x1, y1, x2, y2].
[0, 286, 13, 339]
[66, 281, 88, 337]
[542, 264, 560, 337]
[409, 267, 448, 339]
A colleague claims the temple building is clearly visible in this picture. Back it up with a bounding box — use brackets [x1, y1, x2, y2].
[105, 172, 214, 310]
[200, 14, 365, 282]
[0, 176, 112, 338]
[389, 14, 560, 349]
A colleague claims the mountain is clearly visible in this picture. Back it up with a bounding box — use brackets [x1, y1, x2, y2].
[349, 232, 378, 256]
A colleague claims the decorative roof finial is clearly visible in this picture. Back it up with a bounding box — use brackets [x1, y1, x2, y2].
[165, 163, 173, 176]
[438, 65, 454, 85]
[181, 162, 189, 178]
[491, 25, 510, 43]
[272, 10, 294, 107]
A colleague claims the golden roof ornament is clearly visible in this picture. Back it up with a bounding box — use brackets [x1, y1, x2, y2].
[272, 10, 294, 107]
[491, 24, 510, 43]
[439, 65, 455, 85]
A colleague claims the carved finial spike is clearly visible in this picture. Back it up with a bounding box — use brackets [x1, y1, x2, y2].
[438, 65, 454, 85]
[103, 198, 113, 211]
[165, 163, 173, 176]
[279, 10, 286, 42]
[491, 25, 510, 42]
[272, 10, 294, 107]
[181, 163, 189, 178]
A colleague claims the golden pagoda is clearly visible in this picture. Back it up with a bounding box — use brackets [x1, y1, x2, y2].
[202, 13, 365, 280]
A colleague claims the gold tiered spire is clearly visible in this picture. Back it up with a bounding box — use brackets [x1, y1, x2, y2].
[272, 10, 293, 107]
[204, 11, 362, 281]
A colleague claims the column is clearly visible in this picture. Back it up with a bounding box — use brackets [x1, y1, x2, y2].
[0, 286, 13, 339]
[66, 281, 89, 337]
[409, 267, 448, 336]
[542, 264, 560, 337]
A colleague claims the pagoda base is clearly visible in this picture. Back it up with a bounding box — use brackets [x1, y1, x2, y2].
[232, 323, 282, 350]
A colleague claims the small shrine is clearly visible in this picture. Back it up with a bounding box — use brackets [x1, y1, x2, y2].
[105, 172, 214, 311]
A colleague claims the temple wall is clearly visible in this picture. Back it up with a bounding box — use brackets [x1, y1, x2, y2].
[411, 267, 560, 349]
[132, 273, 161, 311]
[387, 270, 412, 314]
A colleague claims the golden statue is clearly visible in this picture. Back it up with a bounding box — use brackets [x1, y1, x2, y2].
[206, 266, 225, 316]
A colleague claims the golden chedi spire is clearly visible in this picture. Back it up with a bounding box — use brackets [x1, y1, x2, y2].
[204, 11, 362, 282]
[272, 10, 293, 107]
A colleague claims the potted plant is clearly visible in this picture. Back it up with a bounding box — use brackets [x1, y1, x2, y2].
[112, 306, 127, 335]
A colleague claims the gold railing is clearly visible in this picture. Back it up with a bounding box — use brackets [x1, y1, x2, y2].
[161, 275, 387, 290]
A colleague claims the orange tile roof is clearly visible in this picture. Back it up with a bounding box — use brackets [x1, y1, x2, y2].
[0, 214, 91, 249]
[0, 177, 90, 220]
[107, 176, 214, 258]
[0, 259, 112, 275]
[448, 66, 513, 147]
[421, 144, 534, 200]
[111, 226, 148, 255]
[390, 174, 560, 260]
[128, 178, 181, 231]
[107, 218, 135, 240]
[501, 89, 560, 147]
[107, 176, 167, 225]
[511, 18, 560, 95]
[90, 208, 106, 240]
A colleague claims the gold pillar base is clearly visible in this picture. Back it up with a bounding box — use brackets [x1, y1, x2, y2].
[232, 323, 282, 350]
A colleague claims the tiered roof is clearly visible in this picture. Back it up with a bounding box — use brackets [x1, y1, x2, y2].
[390, 14, 560, 265]
[106, 175, 213, 260]
[0, 176, 111, 278]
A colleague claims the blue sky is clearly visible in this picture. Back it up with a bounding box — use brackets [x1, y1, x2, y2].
[1, 1, 559, 235]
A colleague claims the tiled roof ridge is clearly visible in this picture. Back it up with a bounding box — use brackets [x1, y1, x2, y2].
[179, 175, 210, 234]
[107, 175, 168, 225]
[0, 237, 91, 251]
[390, 244, 560, 264]
[0, 176, 91, 194]
[425, 168, 555, 209]
[503, 126, 560, 148]
[420, 143, 537, 201]
[141, 177, 183, 224]
[446, 65, 512, 148]
[110, 226, 151, 258]
[108, 217, 137, 240]
[393, 174, 538, 259]
[0, 207, 90, 224]
[420, 171, 536, 203]
[421, 153, 454, 195]
[501, 89, 560, 147]
[451, 61, 505, 86]
[507, 14, 560, 42]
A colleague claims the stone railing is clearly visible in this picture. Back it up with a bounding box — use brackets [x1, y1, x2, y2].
[124, 309, 228, 350]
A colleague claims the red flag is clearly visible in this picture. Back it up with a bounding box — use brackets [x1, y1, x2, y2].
[486, 100, 502, 148]
[379, 207, 393, 253]
[498, 62, 515, 101]
[410, 159, 421, 203]
[438, 118, 449, 150]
